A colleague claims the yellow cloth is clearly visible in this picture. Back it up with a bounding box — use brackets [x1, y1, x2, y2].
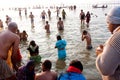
[6, 47, 13, 70]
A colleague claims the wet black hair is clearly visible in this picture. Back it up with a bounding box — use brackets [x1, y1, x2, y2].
[26, 60, 35, 69]
[30, 40, 36, 47]
[83, 30, 87, 35]
[69, 60, 83, 71]
[42, 60, 52, 71]
[57, 35, 62, 40]
[46, 21, 48, 24]
[59, 17, 61, 20]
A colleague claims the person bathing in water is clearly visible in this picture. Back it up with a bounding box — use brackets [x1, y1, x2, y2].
[57, 17, 64, 30]
[55, 35, 67, 60]
[81, 30, 92, 50]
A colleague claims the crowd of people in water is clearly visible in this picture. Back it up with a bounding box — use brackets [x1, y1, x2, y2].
[0, 4, 120, 80]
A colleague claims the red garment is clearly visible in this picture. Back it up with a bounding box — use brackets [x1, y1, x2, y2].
[16, 49, 22, 62]
[67, 66, 82, 74]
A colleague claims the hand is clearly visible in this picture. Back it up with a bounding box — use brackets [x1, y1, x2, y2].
[96, 46, 103, 56]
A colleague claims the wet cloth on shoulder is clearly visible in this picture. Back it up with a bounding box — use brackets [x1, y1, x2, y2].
[27, 45, 39, 56]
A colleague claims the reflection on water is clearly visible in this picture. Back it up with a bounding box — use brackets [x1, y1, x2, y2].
[0, 5, 114, 80]
[56, 59, 66, 69]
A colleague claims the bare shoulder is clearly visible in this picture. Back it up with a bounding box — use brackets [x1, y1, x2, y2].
[35, 73, 44, 80]
[51, 71, 58, 77]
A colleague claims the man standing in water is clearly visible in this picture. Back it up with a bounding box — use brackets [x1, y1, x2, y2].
[96, 7, 120, 80]
[0, 22, 20, 80]
[79, 10, 85, 26]
[81, 30, 92, 50]
[45, 21, 50, 33]
[57, 17, 64, 30]
[41, 10, 47, 21]
[47, 9, 51, 19]
[29, 12, 34, 27]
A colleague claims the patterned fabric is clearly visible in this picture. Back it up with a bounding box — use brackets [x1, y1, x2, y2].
[0, 58, 14, 79]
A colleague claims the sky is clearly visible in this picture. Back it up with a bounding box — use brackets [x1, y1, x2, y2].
[0, 0, 117, 8]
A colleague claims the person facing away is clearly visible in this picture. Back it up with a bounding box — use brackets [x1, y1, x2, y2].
[79, 9, 85, 25]
[55, 35, 67, 60]
[57, 17, 64, 30]
[35, 60, 58, 80]
[45, 21, 50, 33]
[56, 7, 60, 17]
[81, 30, 92, 50]
[47, 9, 51, 19]
[96, 6, 120, 80]
[85, 11, 91, 27]
[58, 59, 86, 80]
[16, 60, 35, 80]
[29, 12, 34, 27]
[62, 9, 66, 19]
[0, 22, 20, 80]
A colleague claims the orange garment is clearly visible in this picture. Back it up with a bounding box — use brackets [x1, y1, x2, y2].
[6, 47, 13, 69]
[6, 48, 22, 69]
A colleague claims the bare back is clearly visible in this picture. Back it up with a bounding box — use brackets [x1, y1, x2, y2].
[57, 21, 64, 27]
[82, 33, 91, 45]
[0, 30, 20, 60]
[36, 71, 57, 80]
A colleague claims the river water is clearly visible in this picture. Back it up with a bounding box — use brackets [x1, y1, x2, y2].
[0, 4, 118, 80]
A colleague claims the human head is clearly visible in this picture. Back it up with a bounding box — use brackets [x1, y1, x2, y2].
[81, 9, 83, 12]
[57, 35, 62, 40]
[106, 6, 120, 34]
[42, 60, 52, 71]
[23, 30, 26, 33]
[26, 60, 35, 71]
[59, 17, 61, 20]
[30, 12, 32, 14]
[69, 60, 83, 72]
[46, 21, 48, 24]
[87, 11, 89, 14]
[6, 15, 8, 17]
[30, 40, 36, 47]
[83, 30, 87, 35]
[8, 22, 18, 33]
